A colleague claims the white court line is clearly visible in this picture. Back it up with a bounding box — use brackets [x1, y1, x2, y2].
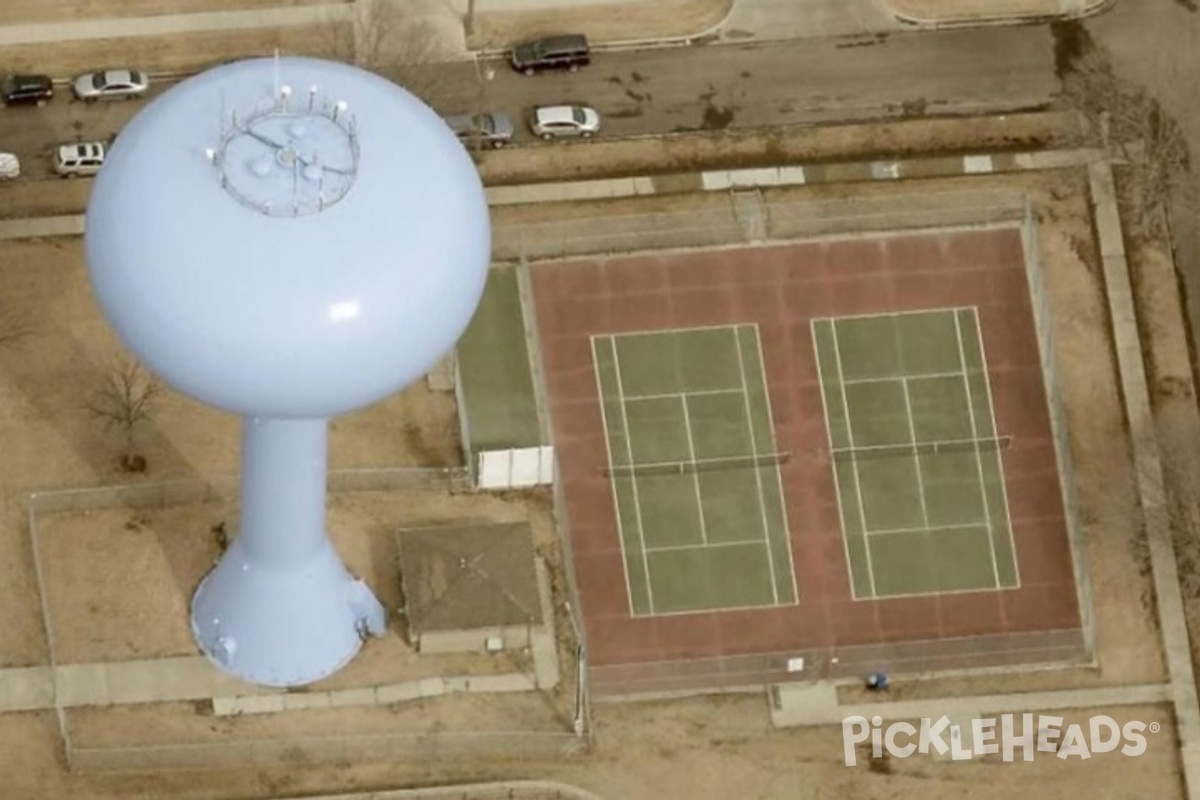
[969, 308, 1022, 589]
[825, 306, 972, 323]
[954, 310, 1001, 589]
[900, 376, 931, 530]
[842, 370, 967, 386]
[613, 322, 745, 339]
[753, 323, 800, 604]
[606, 453, 787, 475]
[590, 335, 640, 618]
[734, 324, 780, 605]
[634, 589, 787, 619]
[831, 319, 879, 598]
[828, 435, 1011, 459]
[646, 539, 771, 554]
[679, 394, 710, 546]
[857, 582, 1023, 602]
[624, 388, 744, 402]
[610, 336, 658, 614]
[865, 521, 991, 537]
[811, 320, 863, 601]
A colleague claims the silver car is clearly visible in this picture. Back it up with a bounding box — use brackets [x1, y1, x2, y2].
[73, 69, 149, 101]
[53, 141, 105, 177]
[529, 104, 600, 140]
[445, 111, 514, 149]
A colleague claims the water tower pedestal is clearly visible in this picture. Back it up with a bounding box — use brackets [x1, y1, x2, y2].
[192, 417, 385, 687]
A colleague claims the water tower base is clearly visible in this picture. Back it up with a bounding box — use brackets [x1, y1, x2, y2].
[190, 537, 386, 687]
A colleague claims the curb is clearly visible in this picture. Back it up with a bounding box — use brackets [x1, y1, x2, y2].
[470, 0, 733, 59]
[886, 0, 1114, 28]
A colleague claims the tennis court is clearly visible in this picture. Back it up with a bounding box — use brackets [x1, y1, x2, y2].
[592, 324, 797, 616]
[812, 308, 1019, 599]
[529, 228, 1085, 695]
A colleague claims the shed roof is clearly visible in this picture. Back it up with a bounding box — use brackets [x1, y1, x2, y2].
[396, 521, 543, 634]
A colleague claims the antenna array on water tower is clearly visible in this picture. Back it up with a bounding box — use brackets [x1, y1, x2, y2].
[210, 78, 359, 218]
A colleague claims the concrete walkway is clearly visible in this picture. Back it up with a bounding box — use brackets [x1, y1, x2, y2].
[771, 680, 1172, 727]
[273, 781, 606, 800]
[880, 0, 1111, 27]
[0, 654, 547, 714]
[0, 4, 349, 47]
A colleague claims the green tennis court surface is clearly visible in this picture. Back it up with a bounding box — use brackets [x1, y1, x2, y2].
[812, 308, 1019, 599]
[592, 325, 797, 616]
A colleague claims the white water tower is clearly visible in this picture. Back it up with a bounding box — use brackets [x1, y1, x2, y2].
[84, 57, 491, 686]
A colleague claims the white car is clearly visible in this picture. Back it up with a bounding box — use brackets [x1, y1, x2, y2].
[53, 141, 106, 177]
[73, 69, 149, 101]
[0, 153, 18, 180]
[529, 104, 600, 140]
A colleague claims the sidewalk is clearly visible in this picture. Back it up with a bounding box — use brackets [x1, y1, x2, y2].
[770, 680, 1172, 728]
[0, 653, 546, 713]
[0, 4, 347, 47]
[0, 0, 1118, 57]
[881, 0, 1112, 27]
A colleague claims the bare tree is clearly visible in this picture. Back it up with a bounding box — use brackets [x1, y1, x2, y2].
[86, 356, 159, 473]
[1057, 23, 1193, 237]
[319, 0, 457, 105]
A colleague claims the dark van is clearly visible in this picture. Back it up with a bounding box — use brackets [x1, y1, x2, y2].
[509, 34, 590, 75]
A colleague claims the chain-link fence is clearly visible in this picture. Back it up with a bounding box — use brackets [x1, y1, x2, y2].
[67, 729, 588, 772]
[24, 466, 584, 773]
[505, 185, 1095, 697]
[1021, 199, 1095, 660]
[492, 187, 1030, 264]
[272, 780, 606, 800]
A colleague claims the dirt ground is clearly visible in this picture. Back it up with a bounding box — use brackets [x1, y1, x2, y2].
[0, 22, 337, 77]
[32, 490, 556, 674]
[467, 0, 731, 51]
[0, 114, 1184, 798]
[0, 700, 1182, 799]
[0, 165, 1180, 796]
[0, 0, 341, 27]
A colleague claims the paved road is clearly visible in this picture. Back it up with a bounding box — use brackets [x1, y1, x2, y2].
[0, 26, 1057, 180]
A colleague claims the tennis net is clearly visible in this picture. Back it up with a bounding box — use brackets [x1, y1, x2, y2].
[602, 451, 790, 478]
[829, 435, 1012, 461]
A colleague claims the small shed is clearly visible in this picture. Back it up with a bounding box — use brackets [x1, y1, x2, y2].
[396, 521, 545, 654]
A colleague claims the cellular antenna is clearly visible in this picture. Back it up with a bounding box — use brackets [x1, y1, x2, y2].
[83, 57, 491, 687]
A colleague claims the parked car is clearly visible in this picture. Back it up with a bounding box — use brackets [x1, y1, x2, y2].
[53, 141, 106, 177]
[445, 111, 514, 149]
[529, 104, 600, 140]
[509, 34, 590, 75]
[72, 69, 149, 101]
[1, 73, 53, 107]
[0, 153, 19, 179]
